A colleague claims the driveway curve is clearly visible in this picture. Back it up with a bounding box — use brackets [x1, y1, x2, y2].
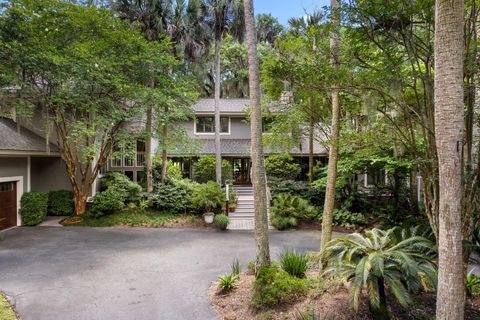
[0, 227, 321, 320]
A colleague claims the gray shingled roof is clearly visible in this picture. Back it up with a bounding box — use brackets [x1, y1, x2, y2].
[192, 99, 250, 115]
[0, 117, 58, 153]
[172, 138, 327, 156]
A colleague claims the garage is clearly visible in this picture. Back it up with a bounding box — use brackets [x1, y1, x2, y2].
[0, 181, 17, 230]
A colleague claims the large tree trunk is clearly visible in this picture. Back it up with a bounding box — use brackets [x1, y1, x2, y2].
[434, 0, 465, 319]
[145, 106, 153, 192]
[320, 0, 341, 253]
[214, 37, 222, 185]
[160, 105, 169, 184]
[73, 190, 88, 216]
[244, 0, 271, 272]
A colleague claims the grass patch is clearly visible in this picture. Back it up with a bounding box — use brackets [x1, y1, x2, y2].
[0, 293, 17, 320]
[61, 209, 203, 228]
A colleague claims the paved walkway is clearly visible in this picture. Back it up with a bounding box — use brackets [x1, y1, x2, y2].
[0, 227, 322, 320]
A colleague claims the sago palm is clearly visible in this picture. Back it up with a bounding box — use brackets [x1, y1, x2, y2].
[321, 227, 436, 320]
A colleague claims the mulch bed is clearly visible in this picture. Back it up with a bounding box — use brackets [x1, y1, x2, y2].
[209, 272, 480, 320]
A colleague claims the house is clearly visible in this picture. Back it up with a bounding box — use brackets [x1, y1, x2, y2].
[0, 115, 71, 230]
[168, 99, 328, 183]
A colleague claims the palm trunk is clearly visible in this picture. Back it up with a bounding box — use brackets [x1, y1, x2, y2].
[160, 105, 169, 184]
[434, 0, 465, 319]
[369, 278, 390, 320]
[145, 106, 153, 192]
[214, 37, 222, 185]
[308, 114, 315, 183]
[244, 0, 271, 272]
[320, 0, 341, 253]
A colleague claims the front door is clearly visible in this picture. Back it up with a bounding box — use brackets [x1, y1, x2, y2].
[0, 182, 17, 230]
[233, 158, 251, 185]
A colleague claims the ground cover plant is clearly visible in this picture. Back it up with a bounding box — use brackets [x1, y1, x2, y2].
[0, 293, 16, 320]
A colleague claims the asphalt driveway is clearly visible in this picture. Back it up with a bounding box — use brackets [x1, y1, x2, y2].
[0, 227, 321, 320]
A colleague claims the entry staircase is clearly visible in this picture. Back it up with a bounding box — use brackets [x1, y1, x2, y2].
[227, 185, 271, 231]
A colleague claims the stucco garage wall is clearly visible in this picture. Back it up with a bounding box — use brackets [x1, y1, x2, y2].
[31, 156, 71, 192]
[0, 157, 28, 192]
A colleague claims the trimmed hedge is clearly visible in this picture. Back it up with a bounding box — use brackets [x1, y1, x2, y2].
[21, 192, 48, 226]
[47, 190, 74, 216]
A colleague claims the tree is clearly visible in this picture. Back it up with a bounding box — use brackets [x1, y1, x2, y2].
[0, 0, 173, 214]
[115, 0, 207, 186]
[434, 0, 465, 318]
[320, 0, 341, 253]
[256, 13, 283, 44]
[204, 0, 244, 185]
[243, 0, 270, 271]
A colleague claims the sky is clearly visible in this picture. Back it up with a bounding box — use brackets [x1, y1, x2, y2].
[254, 0, 330, 26]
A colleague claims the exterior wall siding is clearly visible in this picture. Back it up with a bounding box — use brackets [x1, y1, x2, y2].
[30, 156, 71, 192]
[0, 157, 28, 192]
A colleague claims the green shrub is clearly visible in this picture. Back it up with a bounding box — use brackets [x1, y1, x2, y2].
[151, 183, 192, 213]
[251, 266, 307, 309]
[20, 192, 48, 226]
[218, 274, 238, 291]
[47, 190, 74, 216]
[332, 208, 366, 227]
[247, 260, 256, 273]
[100, 172, 141, 203]
[214, 214, 229, 230]
[89, 188, 126, 218]
[268, 179, 325, 206]
[270, 194, 319, 230]
[191, 181, 225, 213]
[193, 156, 232, 184]
[265, 154, 301, 180]
[280, 250, 309, 278]
[322, 227, 437, 319]
[466, 272, 480, 297]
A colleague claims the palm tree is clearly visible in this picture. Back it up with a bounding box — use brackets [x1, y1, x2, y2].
[320, 0, 341, 257]
[243, 0, 270, 271]
[433, 0, 465, 318]
[322, 227, 437, 319]
[115, 0, 210, 186]
[255, 13, 283, 44]
[204, 0, 244, 185]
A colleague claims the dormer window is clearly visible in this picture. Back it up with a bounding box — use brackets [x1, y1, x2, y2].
[195, 116, 230, 134]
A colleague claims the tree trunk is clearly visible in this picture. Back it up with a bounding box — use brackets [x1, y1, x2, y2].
[244, 0, 271, 273]
[74, 190, 88, 216]
[308, 114, 314, 183]
[160, 105, 169, 184]
[434, 1, 465, 319]
[214, 37, 222, 185]
[145, 106, 153, 192]
[320, 0, 341, 253]
[409, 167, 419, 215]
[369, 278, 390, 320]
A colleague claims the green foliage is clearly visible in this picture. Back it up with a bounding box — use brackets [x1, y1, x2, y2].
[322, 227, 437, 317]
[279, 250, 309, 278]
[217, 273, 238, 292]
[466, 272, 480, 297]
[332, 208, 366, 228]
[191, 181, 225, 213]
[151, 183, 193, 214]
[100, 172, 141, 203]
[231, 258, 240, 277]
[265, 154, 301, 180]
[153, 160, 184, 183]
[89, 188, 126, 218]
[20, 192, 48, 226]
[193, 156, 232, 184]
[214, 214, 229, 231]
[139, 199, 150, 211]
[251, 266, 307, 309]
[247, 260, 256, 273]
[268, 179, 325, 206]
[270, 194, 319, 230]
[47, 190, 74, 216]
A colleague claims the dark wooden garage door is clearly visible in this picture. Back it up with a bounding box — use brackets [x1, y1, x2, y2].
[0, 182, 17, 230]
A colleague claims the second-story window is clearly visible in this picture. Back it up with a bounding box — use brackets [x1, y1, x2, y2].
[196, 116, 229, 133]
